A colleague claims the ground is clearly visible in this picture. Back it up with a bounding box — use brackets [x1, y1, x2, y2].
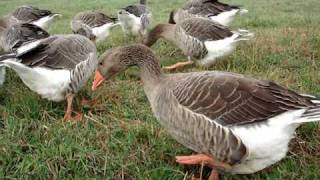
[0, 0, 320, 179]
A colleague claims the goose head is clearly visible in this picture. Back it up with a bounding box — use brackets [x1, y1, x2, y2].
[92, 44, 155, 91]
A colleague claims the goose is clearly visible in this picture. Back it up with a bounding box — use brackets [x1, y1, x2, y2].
[0, 34, 97, 120]
[0, 23, 50, 85]
[92, 44, 320, 180]
[144, 17, 254, 70]
[71, 11, 119, 42]
[9, 5, 61, 30]
[118, 0, 152, 37]
[169, 0, 248, 26]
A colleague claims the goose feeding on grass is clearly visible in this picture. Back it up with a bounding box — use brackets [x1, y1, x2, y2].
[144, 17, 254, 70]
[169, 0, 248, 26]
[0, 34, 97, 120]
[9, 5, 61, 30]
[92, 44, 320, 180]
[118, 0, 151, 38]
[71, 11, 119, 43]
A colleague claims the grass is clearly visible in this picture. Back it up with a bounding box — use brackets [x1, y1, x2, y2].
[0, 0, 320, 179]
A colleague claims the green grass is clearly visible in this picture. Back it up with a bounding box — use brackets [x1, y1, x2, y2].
[1, 0, 320, 179]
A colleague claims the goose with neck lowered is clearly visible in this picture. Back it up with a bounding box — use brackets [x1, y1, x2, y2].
[0, 34, 97, 120]
[92, 44, 320, 180]
[144, 17, 253, 70]
[169, 0, 248, 26]
[71, 11, 119, 42]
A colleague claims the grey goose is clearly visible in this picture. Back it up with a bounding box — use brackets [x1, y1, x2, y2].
[144, 17, 254, 69]
[92, 44, 320, 179]
[0, 34, 97, 120]
[71, 11, 119, 42]
[169, 0, 248, 26]
[9, 5, 61, 30]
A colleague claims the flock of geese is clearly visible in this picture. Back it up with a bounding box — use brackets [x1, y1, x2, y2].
[0, 0, 319, 179]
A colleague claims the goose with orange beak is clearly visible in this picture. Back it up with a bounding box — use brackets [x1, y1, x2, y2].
[91, 44, 320, 180]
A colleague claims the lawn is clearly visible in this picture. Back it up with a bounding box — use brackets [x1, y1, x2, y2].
[0, 0, 320, 179]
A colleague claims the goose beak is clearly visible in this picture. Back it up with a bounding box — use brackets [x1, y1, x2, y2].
[92, 70, 105, 91]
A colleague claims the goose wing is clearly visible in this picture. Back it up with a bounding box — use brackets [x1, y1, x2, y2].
[17, 35, 96, 70]
[74, 12, 115, 28]
[171, 71, 315, 126]
[179, 18, 233, 41]
[4, 23, 49, 50]
[12, 6, 53, 22]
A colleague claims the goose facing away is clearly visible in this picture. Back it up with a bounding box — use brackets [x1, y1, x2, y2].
[118, 2, 152, 37]
[0, 34, 97, 120]
[92, 44, 320, 179]
[71, 11, 119, 42]
[10, 5, 61, 30]
[170, 0, 248, 26]
[144, 17, 254, 69]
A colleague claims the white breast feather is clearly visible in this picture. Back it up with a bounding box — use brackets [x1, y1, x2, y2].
[118, 13, 142, 36]
[2, 60, 70, 101]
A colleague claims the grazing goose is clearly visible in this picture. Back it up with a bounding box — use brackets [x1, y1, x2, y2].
[0, 34, 97, 120]
[0, 23, 50, 85]
[92, 44, 320, 180]
[144, 17, 253, 70]
[71, 11, 119, 42]
[10, 5, 61, 30]
[118, 0, 151, 37]
[169, 0, 248, 26]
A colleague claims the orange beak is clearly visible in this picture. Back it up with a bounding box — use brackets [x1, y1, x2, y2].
[92, 70, 105, 91]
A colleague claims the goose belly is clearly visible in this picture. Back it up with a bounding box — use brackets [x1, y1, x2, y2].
[230, 122, 298, 174]
[92, 23, 114, 42]
[198, 35, 237, 67]
[209, 9, 239, 26]
[4, 60, 71, 101]
[119, 14, 142, 35]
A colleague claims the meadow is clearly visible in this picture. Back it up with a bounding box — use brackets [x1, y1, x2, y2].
[0, 0, 320, 179]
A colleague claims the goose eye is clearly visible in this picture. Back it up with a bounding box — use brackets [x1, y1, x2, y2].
[99, 62, 103, 66]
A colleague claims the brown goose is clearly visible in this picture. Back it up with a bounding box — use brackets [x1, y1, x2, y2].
[9, 5, 61, 30]
[0, 34, 97, 120]
[71, 11, 119, 42]
[0, 23, 50, 86]
[118, 0, 152, 37]
[144, 17, 253, 69]
[169, 0, 248, 26]
[92, 44, 320, 179]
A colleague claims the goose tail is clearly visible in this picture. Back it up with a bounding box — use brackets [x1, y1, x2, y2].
[234, 29, 254, 41]
[298, 106, 320, 123]
[238, 9, 248, 15]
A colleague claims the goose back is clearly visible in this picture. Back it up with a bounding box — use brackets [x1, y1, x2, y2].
[12, 6, 53, 23]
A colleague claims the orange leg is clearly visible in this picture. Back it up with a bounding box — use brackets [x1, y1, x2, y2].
[163, 60, 194, 70]
[176, 154, 232, 180]
[63, 94, 83, 121]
